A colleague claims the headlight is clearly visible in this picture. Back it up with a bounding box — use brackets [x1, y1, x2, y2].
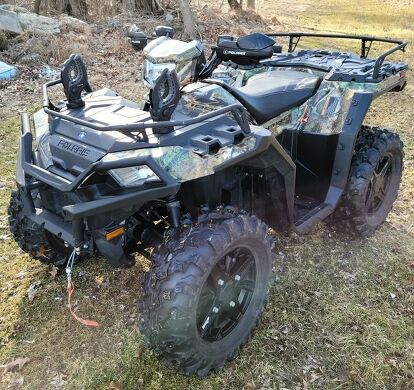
[109, 165, 159, 188]
[143, 59, 176, 87]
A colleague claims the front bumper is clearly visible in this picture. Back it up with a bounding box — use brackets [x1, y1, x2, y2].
[17, 113, 180, 248]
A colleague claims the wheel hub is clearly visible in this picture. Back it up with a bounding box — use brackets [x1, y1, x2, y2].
[196, 247, 256, 342]
[217, 280, 238, 303]
[366, 153, 393, 214]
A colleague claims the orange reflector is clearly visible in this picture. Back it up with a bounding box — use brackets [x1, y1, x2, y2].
[105, 226, 125, 241]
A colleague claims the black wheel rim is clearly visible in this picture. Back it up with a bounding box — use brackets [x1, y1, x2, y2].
[196, 247, 256, 342]
[365, 153, 394, 215]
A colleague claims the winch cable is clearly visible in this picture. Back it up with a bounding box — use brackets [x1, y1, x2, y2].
[65, 248, 99, 327]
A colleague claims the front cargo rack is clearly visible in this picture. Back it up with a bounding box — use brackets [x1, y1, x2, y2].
[42, 79, 251, 138]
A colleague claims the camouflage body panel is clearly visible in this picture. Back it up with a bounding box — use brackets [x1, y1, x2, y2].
[210, 66, 404, 135]
[270, 72, 403, 134]
[103, 134, 257, 182]
[124, 64, 404, 183]
[173, 82, 238, 118]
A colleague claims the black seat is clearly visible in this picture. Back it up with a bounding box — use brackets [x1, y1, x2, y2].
[227, 70, 321, 124]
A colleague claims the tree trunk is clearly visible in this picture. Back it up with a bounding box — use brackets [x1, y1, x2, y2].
[34, 0, 42, 14]
[228, 0, 242, 9]
[247, 0, 255, 8]
[179, 0, 197, 39]
[123, 0, 136, 13]
[136, 0, 160, 13]
[49, 0, 87, 16]
[68, 0, 88, 17]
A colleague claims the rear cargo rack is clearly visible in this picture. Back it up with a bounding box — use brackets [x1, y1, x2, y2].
[42, 79, 251, 137]
[265, 32, 407, 79]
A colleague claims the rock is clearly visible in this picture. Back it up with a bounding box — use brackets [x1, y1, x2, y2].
[15, 52, 43, 65]
[106, 16, 123, 29]
[60, 15, 87, 32]
[0, 8, 23, 34]
[17, 12, 60, 34]
[0, 60, 17, 80]
[0, 5, 30, 14]
[165, 12, 174, 22]
[39, 65, 60, 80]
[1, 7, 61, 35]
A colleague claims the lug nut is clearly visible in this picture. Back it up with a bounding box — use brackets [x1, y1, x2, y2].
[235, 275, 241, 281]
[212, 306, 219, 313]
[218, 279, 224, 286]
[229, 301, 235, 308]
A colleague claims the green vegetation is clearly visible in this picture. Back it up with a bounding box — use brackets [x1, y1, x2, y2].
[1, 0, 413, 388]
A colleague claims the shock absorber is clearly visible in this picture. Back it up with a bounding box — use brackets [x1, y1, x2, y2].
[166, 196, 181, 228]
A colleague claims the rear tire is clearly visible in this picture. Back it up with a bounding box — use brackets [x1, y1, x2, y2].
[139, 207, 275, 376]
[8, 189, 70, 266]
[333, 126, 404, 237]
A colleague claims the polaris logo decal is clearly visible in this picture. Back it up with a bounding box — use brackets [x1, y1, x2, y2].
[57, 139, 90, 157]
[223, 50, 246, 56]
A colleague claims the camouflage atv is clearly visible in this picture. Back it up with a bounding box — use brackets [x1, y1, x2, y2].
[9, 29, 406, 376]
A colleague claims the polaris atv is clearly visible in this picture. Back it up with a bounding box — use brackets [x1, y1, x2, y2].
[8, 28, 407, 376]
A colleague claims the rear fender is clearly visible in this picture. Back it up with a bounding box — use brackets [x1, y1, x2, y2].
[328, 91, 373, 196]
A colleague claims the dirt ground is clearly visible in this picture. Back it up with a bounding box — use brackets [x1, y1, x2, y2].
[0, 0, 413, 389]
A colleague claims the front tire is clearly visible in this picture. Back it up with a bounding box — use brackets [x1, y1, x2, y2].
[333, 126, 404, 236]
[8, 189, 70, 266]
[139, 208, 275, 376]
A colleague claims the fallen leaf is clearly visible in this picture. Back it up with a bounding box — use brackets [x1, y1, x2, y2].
[281, 325, 289, 335]
[95, 275, 110, 289]
[309, 372, 322, 382]
[107, 381, 121, 389]
[262, 376, 271, 387]
[2, 357, 30, 374]
[7, 376, 24, 388]
[35, 245, 47, 258]
[15, 271, 27, 279]
[27, 281, 42, 301]
[50, 372, 67, 387]
[49, 266, 59, 279]
[390, 292, 396, 299]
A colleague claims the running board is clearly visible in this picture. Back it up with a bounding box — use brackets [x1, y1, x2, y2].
[293, 186, 343, 234]
[293, 203, 333, 234]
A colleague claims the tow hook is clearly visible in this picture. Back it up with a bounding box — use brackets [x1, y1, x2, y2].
[65, 248, 99, 327]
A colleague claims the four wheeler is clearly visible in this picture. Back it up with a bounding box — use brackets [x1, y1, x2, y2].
[8, 27, 407, 376]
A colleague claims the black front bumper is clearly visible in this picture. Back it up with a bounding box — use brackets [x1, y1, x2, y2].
[17, 113, 180, 248]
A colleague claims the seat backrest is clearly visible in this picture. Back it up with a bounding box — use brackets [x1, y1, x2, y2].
[236, 33, 275, 51]
[214, 33, 277, 65]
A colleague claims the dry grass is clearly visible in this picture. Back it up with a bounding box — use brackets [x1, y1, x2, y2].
[1, 0, 414, 389]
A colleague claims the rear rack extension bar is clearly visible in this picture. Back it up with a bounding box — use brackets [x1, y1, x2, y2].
[266, 32, 407, 79]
